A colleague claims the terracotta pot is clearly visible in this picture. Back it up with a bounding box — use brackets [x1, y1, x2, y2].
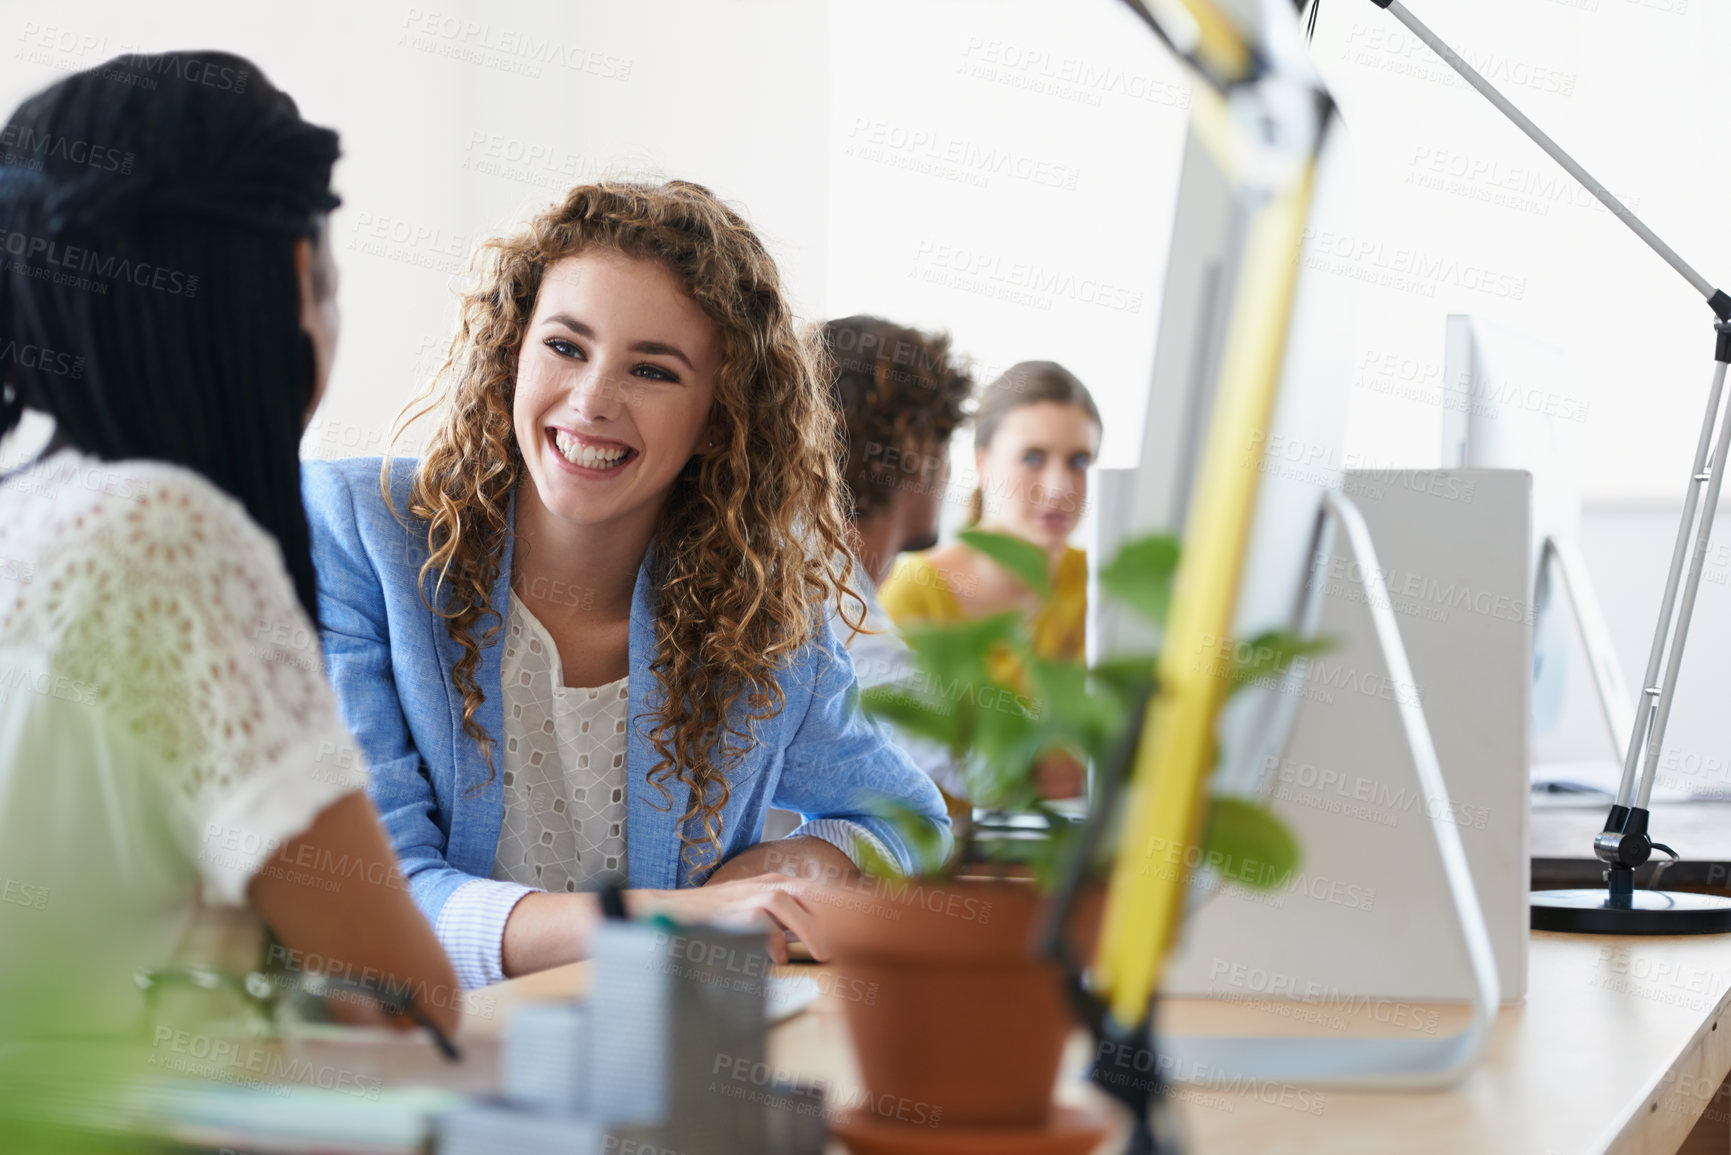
[820, 877, 1101, 1131]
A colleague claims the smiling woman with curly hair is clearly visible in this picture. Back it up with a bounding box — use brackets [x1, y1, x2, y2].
[303, 180, 948, 987]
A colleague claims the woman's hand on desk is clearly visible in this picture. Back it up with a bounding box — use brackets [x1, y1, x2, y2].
[499, 861, 843, 977]
[630, 876, 832, 965]
[682, 836, 859, 962]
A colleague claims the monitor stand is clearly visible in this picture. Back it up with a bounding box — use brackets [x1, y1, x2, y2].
[1159, 491, 1502, 1088]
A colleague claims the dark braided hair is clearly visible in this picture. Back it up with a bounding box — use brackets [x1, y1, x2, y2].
[819, 314, 973, 521]
[0, 52, 340, 620]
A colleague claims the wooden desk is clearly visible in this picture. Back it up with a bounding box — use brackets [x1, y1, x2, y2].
[465, 930, 1731, 1155]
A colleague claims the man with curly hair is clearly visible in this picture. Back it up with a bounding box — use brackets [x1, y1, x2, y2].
[820, 314, 974, 799]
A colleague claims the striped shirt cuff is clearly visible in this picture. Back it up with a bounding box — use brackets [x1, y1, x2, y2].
[788, 818, 899, 875]
[434, 877, 538, 990]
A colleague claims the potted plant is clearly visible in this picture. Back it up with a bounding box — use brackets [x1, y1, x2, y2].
[823, 530, 1314, 1140]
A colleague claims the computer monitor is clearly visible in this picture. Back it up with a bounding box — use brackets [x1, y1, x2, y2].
[1104, 132, 1525, 1011]
[1090, 118, 1362, 802]
[1441, 314, 1628, 759]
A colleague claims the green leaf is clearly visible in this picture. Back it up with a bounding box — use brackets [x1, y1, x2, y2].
[860, 683, 963, 750]
[894, 613, 1028, 757]
[853, 833, 902, 880]
[1226, 630, 1333, 693]
[963, 689, 1042, 807]
[900, 612, 1023, 686]
[1027, 813, 1115, 890]
[1027, 655, 1124, 758]
[960, 528, 1052, 598]
[965, 737, 1047, 811]
[1029, 817, 1086, 891]
[1099, 535, 1180, 626]
[859, 799, 953, 877]
[899, 808, 952, 876]
[1090, 654, 1160, 701]
[1202, 796, 1299, 890]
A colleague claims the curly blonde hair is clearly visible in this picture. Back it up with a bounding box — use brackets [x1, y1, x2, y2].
[388, 180, 861, 871]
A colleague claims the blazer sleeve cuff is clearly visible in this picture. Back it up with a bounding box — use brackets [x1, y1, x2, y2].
[787, 818, 898, 875]
[433, 877, 539, 990]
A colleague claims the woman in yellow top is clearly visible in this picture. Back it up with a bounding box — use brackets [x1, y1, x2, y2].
[879, 361, 1102, 798]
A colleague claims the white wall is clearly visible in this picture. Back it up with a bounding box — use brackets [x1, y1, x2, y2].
[825, 0, 1188, 462]
[6, 0, 1724, 498]
[0, 0, 830, 463]
[1304, 0, 1731, 502]
[1543, 508, 1731, 790]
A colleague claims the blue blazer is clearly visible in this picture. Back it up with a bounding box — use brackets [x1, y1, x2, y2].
[302, 456, 950, 929]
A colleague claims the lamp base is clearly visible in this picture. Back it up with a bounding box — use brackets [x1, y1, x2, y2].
[1531, 888, 1731, 934]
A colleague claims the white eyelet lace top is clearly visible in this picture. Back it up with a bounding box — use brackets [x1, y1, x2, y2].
[432, 592, 638, 989]
[492, 591, 630, 893]
[0, 450, 366, 1036]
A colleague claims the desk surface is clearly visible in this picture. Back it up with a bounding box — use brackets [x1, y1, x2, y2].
[465, 929, 1731, 1155]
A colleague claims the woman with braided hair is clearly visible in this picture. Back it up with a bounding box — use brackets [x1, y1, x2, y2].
[0, 53, 459, 1043]
[302, 181, 949, 986]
